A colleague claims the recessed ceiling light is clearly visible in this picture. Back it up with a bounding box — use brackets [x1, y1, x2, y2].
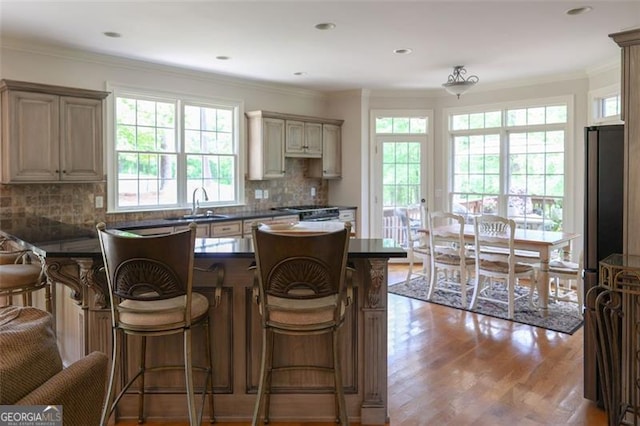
[566, 6, 593, 16]
[394, 48, 413, 55]
[315, 22, 336, 31]
[293, 72, 307, 76]
[216, 56, 231, 61]
[103, 31, 122, 38]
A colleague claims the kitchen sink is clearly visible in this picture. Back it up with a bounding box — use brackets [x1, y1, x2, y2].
[166, 213, 229, 221]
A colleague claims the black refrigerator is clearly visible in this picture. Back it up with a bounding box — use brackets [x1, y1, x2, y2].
[583, 124, 624, 403]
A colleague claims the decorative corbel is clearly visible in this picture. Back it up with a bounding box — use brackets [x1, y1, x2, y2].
[367, 259, 386, 308]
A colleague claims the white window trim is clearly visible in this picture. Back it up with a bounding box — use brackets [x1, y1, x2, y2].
[588, 83, 622, 125]
[442, 95, 576, 232]
[105, 82, 245, 213]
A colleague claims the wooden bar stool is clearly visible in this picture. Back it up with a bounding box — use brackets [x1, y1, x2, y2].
[250, 222, 353, 426]
[96, 222, 216, 426]
[0, 242, 47, 310]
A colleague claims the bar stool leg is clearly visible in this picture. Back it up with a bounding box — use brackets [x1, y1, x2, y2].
[252, 327, 271, 426]
[182, 328, 197, 426]
[101, 328, 120, 426]
[204, 318, 215, 423]
[138, 336, 147, 424]
[263, 329, 275, 424]
[333, 328, 348, 426]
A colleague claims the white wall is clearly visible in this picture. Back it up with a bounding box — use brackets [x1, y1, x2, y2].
[325, 90, 370, 233]
[0, 42, 329, 118]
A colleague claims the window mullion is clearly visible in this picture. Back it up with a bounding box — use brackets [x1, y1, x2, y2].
[498, 128, 507, 218]
[176, 99, 187, 206]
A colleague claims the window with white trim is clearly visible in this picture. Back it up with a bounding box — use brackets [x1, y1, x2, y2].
[589, 84, 622, 125]
[110, 87, 243, 212]
[449, 101, 569, 231]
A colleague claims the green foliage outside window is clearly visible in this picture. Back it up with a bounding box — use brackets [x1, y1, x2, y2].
[114, 93, 239, 210]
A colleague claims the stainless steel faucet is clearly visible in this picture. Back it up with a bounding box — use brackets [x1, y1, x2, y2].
[192, 187, 209, 216]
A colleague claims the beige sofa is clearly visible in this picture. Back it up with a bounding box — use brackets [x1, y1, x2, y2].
[0, 306, 108, 426]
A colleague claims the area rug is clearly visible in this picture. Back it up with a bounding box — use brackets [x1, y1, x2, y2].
[388, 277, 584, 334]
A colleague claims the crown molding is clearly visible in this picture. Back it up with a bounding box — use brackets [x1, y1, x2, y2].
[0, 37, 327, 100]
[585, 55, 621, 78]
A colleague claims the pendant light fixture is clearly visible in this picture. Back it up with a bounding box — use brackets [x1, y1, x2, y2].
[442, 65, 479, 99]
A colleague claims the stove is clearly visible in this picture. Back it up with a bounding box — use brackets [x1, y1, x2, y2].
[276, 205, 340, 222]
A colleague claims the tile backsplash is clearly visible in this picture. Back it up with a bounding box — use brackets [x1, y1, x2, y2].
[0, 158, 328, 229]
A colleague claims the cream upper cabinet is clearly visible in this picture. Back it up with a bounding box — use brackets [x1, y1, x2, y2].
[308, 123, 342, 179]
[285, 120, 322, 158]
[60, 96, 104, 181]
[247, 110, 342, 180]
[0, 80, 109, 183]
[246, 111, 285, 180]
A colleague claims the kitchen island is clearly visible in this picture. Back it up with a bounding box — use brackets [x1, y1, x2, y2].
[0, 218, 405, 424]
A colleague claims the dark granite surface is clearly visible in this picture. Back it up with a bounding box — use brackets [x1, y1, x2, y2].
[0, 214, 95, 245]
[1, 214, 405, 260]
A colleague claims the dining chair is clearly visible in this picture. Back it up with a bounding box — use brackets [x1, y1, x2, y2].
[0, 239, 48, 311]
[250, 222, 353, 426]
[401, 206, 430, 285]
[544, 251, 584, 314]
[426, 211, 475, 307]
[96, 222, 215, 426]
[470, 215, 536, 319]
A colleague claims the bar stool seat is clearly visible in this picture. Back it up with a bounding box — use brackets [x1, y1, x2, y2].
[118, 292, 209, 327]
[0, 263, 43, 288]
[0, 247, 47, 310]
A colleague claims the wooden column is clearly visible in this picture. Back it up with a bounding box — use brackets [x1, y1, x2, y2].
[611, 28, 640, 256]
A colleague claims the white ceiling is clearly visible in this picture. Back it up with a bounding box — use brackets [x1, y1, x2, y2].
[1, 1, 639, 93]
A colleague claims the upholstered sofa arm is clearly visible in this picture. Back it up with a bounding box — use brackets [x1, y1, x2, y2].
[17, 352, 108, 426]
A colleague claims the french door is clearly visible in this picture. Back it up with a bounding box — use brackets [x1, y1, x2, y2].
[370, 110, 433, 249]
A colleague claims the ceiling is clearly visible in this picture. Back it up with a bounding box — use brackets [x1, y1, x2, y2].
[1, 1, 639, 93]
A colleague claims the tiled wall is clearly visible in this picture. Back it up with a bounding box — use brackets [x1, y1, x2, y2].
[0, 158, 328, 229]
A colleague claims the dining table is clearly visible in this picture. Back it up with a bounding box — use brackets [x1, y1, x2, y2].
[419, 224, 581, 311]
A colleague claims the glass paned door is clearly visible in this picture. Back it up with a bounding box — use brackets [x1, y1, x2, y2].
[371, 110, 431, 249]
[381, 139, 424, 248]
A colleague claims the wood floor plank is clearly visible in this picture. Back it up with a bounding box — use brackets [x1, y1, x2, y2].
[116, 264, 606, 425]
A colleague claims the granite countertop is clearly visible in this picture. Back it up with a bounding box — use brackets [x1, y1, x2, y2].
[27, 235, 405, 260]
[0, 212, 405, 260]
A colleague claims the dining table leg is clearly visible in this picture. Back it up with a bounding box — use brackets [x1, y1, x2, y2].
[537, 249, 550, 312]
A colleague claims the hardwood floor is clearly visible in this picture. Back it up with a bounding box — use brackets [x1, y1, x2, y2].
[116, 264, 606, 425]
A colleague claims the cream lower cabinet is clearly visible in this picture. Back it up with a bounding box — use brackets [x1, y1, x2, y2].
[173, 223, 210, 237]
[210, 220, 242, 237]
[175, 221, 242, 237]
[0, 80, 109, 183]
